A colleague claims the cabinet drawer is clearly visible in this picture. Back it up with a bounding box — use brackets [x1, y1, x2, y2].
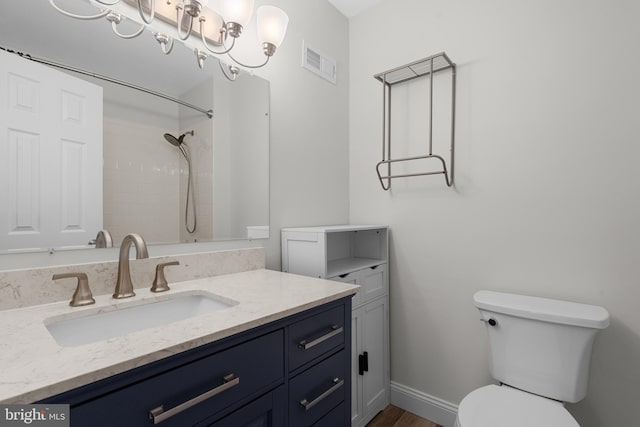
[329, 263, 387, 308]
[72, 330, 284, 427]
[358, 264, 388, 305]
[206, 385, 286, 427]
[289, 305, 345, 371]
[311, 402, 346, 427]
[328, 271, 360, 307]
[289, 350, 346, 427]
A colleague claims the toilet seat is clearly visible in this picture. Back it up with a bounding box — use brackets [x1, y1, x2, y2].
[456, 385, 579, 427]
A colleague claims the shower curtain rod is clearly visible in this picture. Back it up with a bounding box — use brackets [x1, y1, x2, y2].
[1, 46, 213, 119]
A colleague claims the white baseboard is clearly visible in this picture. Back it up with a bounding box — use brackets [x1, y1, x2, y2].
[390, 381, 458, 427]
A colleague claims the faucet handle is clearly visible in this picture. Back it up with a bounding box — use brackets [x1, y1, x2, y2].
[52, 273, 96, 307]
[151, 261, 180, 293]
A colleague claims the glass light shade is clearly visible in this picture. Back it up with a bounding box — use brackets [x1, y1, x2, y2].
[199, 0, 209, 6]
[257, 5, 289, 48]
[220, 0, 255, 27]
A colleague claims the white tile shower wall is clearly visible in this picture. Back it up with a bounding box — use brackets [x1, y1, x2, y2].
[100, 78, 181, 246]
[0, 248, 265, 311]
[103, 116, 181, 245]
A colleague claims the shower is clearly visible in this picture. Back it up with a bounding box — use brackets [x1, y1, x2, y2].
[164, 130, 196, 234]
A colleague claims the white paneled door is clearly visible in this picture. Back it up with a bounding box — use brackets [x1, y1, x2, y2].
[0, 50, 103, 252]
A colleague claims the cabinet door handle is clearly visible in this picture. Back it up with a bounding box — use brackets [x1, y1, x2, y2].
[358, 352, 369, 375]
[298, 325, 343, 350]
[299, 377, 344, 411]
[148, 374, 240, 424]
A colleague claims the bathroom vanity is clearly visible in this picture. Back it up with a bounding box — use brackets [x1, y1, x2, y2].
[0, 268, 358, 427]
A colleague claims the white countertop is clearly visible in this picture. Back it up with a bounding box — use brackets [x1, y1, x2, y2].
[0, 269, 358, 403]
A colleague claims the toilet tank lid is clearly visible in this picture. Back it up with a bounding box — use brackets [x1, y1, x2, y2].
[474, 291, 610, 329]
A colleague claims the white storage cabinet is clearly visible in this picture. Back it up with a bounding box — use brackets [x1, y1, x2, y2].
[281, 225, 390, 427]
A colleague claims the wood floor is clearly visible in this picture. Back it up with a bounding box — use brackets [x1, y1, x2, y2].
[366, 405, 442, 427]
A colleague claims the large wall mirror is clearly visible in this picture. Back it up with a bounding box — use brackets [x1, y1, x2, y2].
[0, 0, 269, 255]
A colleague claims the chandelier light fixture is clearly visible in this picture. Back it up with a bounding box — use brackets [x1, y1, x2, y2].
[48, 0, 289, 79]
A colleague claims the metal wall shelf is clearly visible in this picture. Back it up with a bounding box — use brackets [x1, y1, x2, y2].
[374, 52, 456, 190]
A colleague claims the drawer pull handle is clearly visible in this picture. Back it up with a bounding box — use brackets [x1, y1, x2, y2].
[148, 374, 240, 424]
[299, 377, 344, 411]
[298, 325, 343, 350]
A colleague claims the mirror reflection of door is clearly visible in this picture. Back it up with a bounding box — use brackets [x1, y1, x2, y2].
[0, 49, 103, 252]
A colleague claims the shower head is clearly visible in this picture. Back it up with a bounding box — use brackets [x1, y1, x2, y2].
[164, 130, 194, 147]
[164, 130, 194, 162]
[163, 131, 197, 235]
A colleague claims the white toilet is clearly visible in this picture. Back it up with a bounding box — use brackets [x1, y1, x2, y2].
[455, 290, 609, 427]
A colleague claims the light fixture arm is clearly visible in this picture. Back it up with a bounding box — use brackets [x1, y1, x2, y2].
[198, 17, 236, 55]
[94, 0, 121, 5]
[136, 0, 155, 24]
[107, 12, 145, 39]
[194, 48, 207, 69]
[48, 0, 109, 20]
[218, 61, 239, 82]
[226, 50, 270, 69]
[176, 5, 195, 41]
[154, 33, 174, 55]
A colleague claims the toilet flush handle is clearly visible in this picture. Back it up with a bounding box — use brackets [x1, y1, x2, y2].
[481, 318, 498, 326]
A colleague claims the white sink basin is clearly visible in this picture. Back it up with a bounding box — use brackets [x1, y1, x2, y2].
[45, 293, 235, 347]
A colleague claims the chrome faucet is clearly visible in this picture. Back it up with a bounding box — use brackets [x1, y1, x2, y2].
[93, 229, 113, 248]
[113, 233, 149, 299]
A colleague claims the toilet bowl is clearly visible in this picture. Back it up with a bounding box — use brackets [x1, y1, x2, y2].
[455, 385, 579, 427]
[456, 290, 609, 427]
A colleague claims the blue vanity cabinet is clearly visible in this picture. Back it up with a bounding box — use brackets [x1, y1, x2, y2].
[205, 385, 286, 427]
[289, 349, 347, 426]
[39, 296, 352, 427]
[288, 304, 349, 426]
[68, 330, 284, 427]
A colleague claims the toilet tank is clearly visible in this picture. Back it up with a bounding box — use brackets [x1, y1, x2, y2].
[474, 290, 609, 403]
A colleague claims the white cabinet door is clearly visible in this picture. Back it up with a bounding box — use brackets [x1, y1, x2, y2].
[352, 296, 390, 427]
[361, 296, 389, 422]
[351, 308, 364, 426]
[280, 230, 326, 278]
[0, 50, 102, 252]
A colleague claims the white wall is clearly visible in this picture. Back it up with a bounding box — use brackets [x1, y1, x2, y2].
[348, 0, 640, 425]
[212, 72, 270, 240]
[228, 74, 270, 238]
[252, 0, 351, 270]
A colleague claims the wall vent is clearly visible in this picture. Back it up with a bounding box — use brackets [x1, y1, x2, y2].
[302, 41, 337, 84]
